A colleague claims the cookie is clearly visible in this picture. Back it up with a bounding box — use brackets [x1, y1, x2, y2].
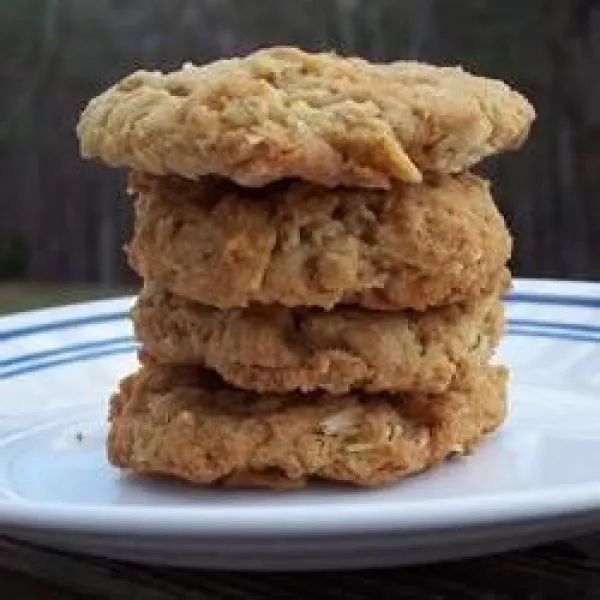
[127, 171, 511, 311]
[107, 361, 507, 489]
[133, 284, 504, 395]
[78, 47, 534, 188]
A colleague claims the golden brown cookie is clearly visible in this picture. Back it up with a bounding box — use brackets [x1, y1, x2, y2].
[77, 47, 534, 188]
[132, 284, 504, 395]
[107, 361, 508, 489]
[127, 171, 511, 311]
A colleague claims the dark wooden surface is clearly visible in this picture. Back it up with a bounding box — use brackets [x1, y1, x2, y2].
[1, 532, 600, 599]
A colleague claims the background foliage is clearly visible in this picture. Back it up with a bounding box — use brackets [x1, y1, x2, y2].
[1, 0, 599, 287]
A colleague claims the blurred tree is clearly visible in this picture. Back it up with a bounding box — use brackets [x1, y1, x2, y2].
[543, 0, 600, 277]
[0, 232, 30, 280]
[0, 0, 597, 284]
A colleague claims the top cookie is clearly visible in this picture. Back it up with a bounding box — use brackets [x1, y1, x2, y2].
[77, 47, 535, 188]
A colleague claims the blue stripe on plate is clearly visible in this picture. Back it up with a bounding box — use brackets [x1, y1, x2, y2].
[509, 319, 600, 335]
[1, 325, 598, 381]
[2, 319, 599, 374]
[0, 336, 134, 369]
[0, 311, 128, 342]
[506, 328, 600, 344]
[0, 291, 598, 342]
[506, 292, 600, 308]
[0, 345, 137, 379]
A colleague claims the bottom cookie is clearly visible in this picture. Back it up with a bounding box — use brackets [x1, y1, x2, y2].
[108, 362, 507, 489]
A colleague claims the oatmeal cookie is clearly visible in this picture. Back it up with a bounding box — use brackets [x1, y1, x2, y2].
[127, 171, 511, 310]
[133, 284, 504, 395]
[78, 47, 534, 187]
[107, 361, 507, 488]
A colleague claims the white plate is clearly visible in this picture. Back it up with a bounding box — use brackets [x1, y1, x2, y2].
[0, 278, 599, 571]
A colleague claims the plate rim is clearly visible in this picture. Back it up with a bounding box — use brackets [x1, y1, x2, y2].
[0, 479, 599, 538]
[0, 277, 599, 539]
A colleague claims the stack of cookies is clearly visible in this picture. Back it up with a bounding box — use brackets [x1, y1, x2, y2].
[77, 47, 534, 489]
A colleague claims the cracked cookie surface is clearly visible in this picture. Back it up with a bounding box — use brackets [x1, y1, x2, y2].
[107, 361, 507, 489]
[78, 47, 534, 188]
[133, 284, 504, 395]
[127, 171, 511, 311]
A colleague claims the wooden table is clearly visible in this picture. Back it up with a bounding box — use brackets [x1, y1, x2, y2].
[2, 533, 600, 598]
